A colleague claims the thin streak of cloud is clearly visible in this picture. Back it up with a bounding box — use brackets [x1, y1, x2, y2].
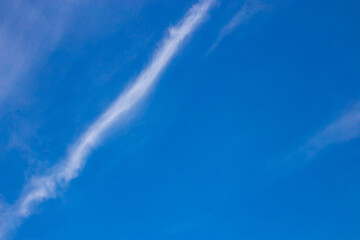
[306, 103, 360, 153]
[259, 102, 360, 186]
[208, 0, 266, 53]
[295, 103, 360, 165]
[0, 0, 215, 238]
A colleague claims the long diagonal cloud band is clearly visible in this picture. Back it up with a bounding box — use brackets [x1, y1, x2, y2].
[0, 0, 215, 237]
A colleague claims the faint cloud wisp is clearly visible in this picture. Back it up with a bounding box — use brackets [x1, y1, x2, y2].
[0, 0, 75, 108]
[305, 103, 360, 154]
[262, 102, 360, 184]
[208, 0, 266, 53]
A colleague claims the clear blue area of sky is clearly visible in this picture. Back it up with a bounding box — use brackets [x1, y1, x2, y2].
[1, 0, 360, 239]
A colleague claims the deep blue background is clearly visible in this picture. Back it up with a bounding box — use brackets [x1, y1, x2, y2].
[1, 0, 360, 239]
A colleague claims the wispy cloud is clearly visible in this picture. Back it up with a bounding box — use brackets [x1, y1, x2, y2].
[285, 102, 360, 176]
[0, 0, 75, 108]
[0, 0, 215, 238]
[208, 0, 266, 53]
[305, 102, 360, 155]
[260, 102, 360, 185]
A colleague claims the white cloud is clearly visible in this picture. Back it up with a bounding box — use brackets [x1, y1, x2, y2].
[208, 0, 266, 53]
[0, 0, 215, 238]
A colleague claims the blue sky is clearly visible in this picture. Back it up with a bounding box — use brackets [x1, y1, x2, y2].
[0, 0, 360, 239]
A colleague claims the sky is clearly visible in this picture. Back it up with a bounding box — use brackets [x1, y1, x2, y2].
[0, 0, 360, 239]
